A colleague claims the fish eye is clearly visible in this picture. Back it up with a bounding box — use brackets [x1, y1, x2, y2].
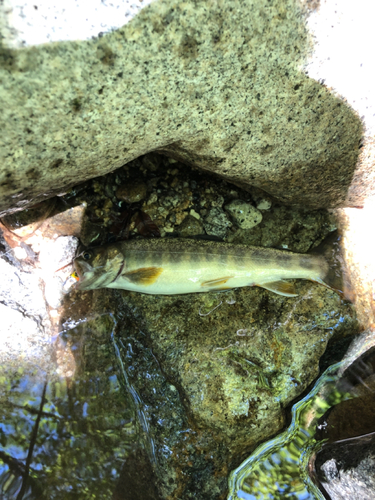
[83, 252, 92, 260]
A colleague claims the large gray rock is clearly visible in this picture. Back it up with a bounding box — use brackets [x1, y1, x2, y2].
[0, 0, 367, 215]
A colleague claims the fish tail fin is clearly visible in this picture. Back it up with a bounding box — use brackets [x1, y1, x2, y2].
[310, 231, 350, 300]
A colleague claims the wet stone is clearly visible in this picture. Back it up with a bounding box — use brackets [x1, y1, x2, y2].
[248, 186, 273, 211]
[87, 280, 359, 499]
[203, 208, 232, 239]
[225, 200, 263, 229]
[227, 205, 336, 253]
[0, 150, 362, 499]
[316, 433, 375, 500]
[256, 198, 272, 211]
[79, 218, 106, 247]
[116, 180, 147, 204]
[176, 214, 204, 237]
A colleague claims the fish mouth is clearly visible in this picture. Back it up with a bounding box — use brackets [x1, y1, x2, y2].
[73, 260, 94, 288]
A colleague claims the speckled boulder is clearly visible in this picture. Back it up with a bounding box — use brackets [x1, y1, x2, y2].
[0, 0, 365, 216]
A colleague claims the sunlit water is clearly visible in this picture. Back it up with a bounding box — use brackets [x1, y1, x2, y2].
[0, 321, 135, 500]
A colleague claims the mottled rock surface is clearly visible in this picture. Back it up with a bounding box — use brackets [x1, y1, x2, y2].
[67, 271, 357, 499]
[0, 152, 362, 498]
[0, 0, 364, 216]
[116, 180, 148, 203]
[176, 214, 204, 237]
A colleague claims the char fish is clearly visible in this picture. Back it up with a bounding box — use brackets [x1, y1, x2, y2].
[73, 238, 336, 297]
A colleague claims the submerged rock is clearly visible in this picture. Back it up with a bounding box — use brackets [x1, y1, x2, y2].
[227, 204, 336, 253]
[176, 214, 204, 237]
[116, 180, 148, 204]
[203, 208, 232, 239]
[227, 330, 375, 500]
[77, 276, 358, 499]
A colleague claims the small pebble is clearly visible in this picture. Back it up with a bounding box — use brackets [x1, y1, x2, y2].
[249, 187, 272, 211]
[211, 195, 224, 208]
[147, 192, 158, 205]
[175, 212, 187, 225]
[256, 198, 272, 211]
[189, 209, 201, 220]
[116, 180, 147, 203]
[177, 215, 204, 237]
[203, 208, 232, 239]
[224, 200, 263, 229]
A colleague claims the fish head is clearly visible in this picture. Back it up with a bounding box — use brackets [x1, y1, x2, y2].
[73, 245, 124, 290]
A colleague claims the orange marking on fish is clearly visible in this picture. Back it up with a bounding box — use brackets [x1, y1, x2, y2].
[122, 266, 163, 285]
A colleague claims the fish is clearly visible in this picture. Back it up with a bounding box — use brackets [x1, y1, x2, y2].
[73, 237, 338, 297]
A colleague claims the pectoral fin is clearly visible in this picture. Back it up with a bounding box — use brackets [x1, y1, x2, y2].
[123, 267, 163, 285]
[201, 276, 233, 287]
[257, 280, 298, 297]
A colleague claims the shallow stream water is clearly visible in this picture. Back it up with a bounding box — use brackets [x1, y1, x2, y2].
[0, 319, 136, 499]
[228, 332, 375, 500]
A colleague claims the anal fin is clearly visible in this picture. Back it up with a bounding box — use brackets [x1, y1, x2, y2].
[123, 267, 163, 285]
[257, 280, 298, 297]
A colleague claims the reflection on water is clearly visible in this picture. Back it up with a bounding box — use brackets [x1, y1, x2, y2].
[0, 329, 135, 499]
[228, 332, 375, 500]
[111, 329, 158, 469]
[228, 364, 347, 500]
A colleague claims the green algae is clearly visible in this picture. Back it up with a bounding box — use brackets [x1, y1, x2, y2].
[84, 275, 358, 498]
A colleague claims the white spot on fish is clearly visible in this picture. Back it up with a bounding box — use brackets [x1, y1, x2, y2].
[189, 276, 200, 283]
